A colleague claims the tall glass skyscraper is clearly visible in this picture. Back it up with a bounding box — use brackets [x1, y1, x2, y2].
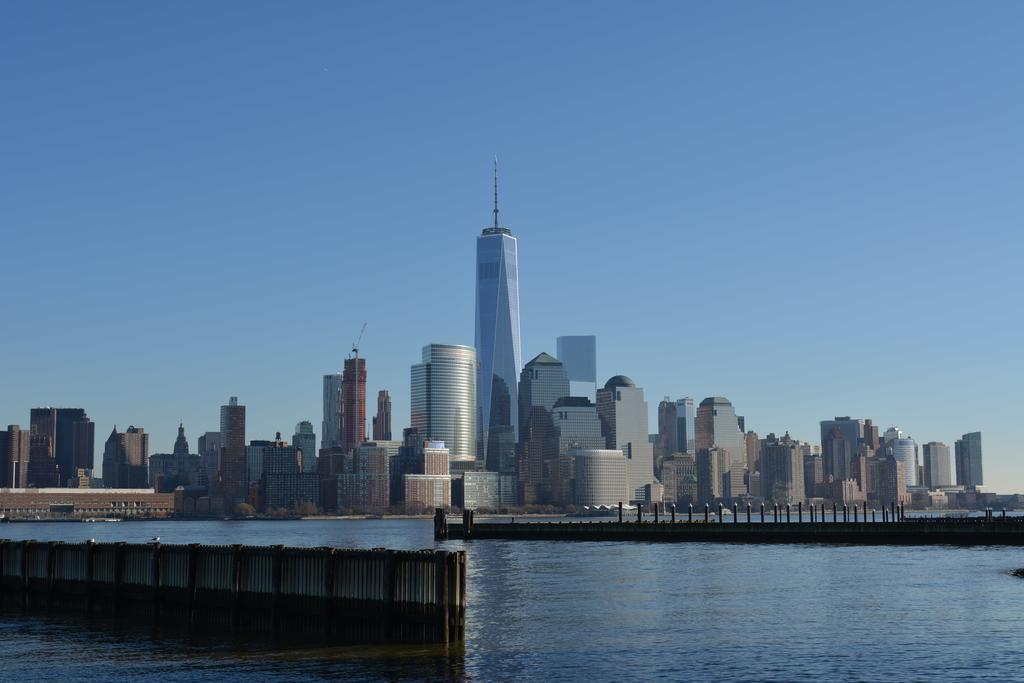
[922, 441, 951, 489]
[321, 373, 343, 449]
[955, 431, 983, 488]
[411, 344, 477, 461]
[556, 335, 597, 399]
[518, 352, 570, 433]
[675, 397, 695, 455]
[292, 421, 317, 474]
[475, 163, 522, 474]
[882, 427, 918, 488]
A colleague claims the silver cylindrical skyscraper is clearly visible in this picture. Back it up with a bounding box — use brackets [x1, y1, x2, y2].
[411, 344, 477, 461]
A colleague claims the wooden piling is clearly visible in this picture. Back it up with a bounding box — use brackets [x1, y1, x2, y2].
[0, 539, 465, 645]
[434, 508, 448, 539]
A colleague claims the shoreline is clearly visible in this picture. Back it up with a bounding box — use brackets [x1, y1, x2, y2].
[0, 512, 575, 523]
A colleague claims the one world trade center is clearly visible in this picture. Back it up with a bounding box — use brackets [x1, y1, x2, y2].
[475, 160, 522, 477]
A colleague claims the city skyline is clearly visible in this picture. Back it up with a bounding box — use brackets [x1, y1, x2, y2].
[2, 3, 1021, 491]
[0, 172, 1004, 493]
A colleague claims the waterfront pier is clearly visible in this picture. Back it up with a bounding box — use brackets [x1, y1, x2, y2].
[437, 506, 1024, 546]
[0, 539, 465, 644]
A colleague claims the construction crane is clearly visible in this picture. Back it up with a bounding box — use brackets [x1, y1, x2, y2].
[351, 322, 367, 359]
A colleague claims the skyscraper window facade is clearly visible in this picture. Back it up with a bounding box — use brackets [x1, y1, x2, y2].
[551, 397, 605, 505]
[883, 427, 918, 488]
[819, 417, 866, 453]
[518, 353, 570, 433]
[572, 448, 629, 507]
[675, 398, 695, 455]
[321, 373, 343, 449]
[517, 353, 570, 504]
[411, 344, 477, 461]
[760, 433, 805, 504]
[293, 421, 317, 474]
[341, 357, 367, 454]
[475, 167, 522, 476]
[372, 390, 392, 441]
[922, 441, 952, 489]
[695, 397, 747, 472]
[955, 431, 983, 488]
[655, 401, 679, 471]
[219, 396, 246, 503]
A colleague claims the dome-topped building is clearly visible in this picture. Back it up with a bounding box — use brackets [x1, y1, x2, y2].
[604, 375, 636, 390]
[596, 375, 654, 502]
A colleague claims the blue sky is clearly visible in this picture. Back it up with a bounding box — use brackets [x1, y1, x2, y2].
[2, 2, 1022, 489]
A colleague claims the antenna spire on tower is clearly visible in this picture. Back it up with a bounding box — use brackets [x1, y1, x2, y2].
[493, 155, 499, 229]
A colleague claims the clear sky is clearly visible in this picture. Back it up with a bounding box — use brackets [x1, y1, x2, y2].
[2, 2, 1022, 489]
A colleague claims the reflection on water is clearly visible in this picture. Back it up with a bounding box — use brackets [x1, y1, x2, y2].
[0, 610, 466, 682]
[2, 519, 1023, 681]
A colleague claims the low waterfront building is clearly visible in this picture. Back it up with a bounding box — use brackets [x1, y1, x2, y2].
[0, 487, 175, 518]
[453, 470, 517, 510]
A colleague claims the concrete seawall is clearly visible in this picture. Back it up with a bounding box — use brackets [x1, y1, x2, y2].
[0, 539, 466, 643]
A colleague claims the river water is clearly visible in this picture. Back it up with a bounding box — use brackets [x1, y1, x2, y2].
[1, 518, 1022, 681]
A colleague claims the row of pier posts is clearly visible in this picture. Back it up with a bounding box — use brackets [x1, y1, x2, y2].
[983, 508, 1007, 521]
[613, 501, 912, 524]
